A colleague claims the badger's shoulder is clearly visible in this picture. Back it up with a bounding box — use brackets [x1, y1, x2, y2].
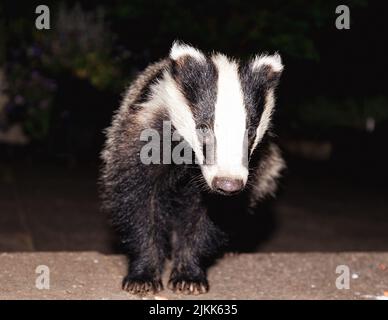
[121, 59, 171, 113]
[102, 59, 171, 161]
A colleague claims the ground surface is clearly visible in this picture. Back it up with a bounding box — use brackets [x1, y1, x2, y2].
[0, 161, 388, 252]
[1, 160, 387, 300]
[0, 252, 387, 300]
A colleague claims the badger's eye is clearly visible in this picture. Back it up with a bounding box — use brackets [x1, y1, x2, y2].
[197, 124, 214, 146]
[198, 124, 210, 135]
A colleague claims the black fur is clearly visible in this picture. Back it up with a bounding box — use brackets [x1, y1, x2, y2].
[135, 68, 166, 105]
[239, 60, 282, 151]
[171, 56, 218, 126]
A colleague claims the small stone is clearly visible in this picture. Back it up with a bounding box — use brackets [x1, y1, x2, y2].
[378, 263, 386, 271]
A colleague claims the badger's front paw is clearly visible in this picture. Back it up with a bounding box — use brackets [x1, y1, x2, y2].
[168, 272, 209, 295]
[122, 276, 163, 295]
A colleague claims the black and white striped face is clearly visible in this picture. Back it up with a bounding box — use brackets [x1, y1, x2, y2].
[162, 42, 283, 195]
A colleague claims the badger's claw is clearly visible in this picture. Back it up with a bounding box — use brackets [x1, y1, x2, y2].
[122, 277, 163, 295]
[168, 277, 209, 295]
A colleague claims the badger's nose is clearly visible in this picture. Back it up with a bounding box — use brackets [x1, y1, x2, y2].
[212, 177, 244, 195]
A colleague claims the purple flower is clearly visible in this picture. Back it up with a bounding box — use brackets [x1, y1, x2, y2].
[27, 45, 43, 57]
[31, 70, 41, 81]
[39, 99, 50, 110]
[14, 95, 25, 105]
[44, 79, 57, 91]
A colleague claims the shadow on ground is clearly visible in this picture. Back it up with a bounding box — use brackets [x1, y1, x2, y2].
[1, 150, 388, 253]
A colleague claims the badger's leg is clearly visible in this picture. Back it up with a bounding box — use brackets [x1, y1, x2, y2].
[168, 195, 223, 295]
[106, 171, 169, 295]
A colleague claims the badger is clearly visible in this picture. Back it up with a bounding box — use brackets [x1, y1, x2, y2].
[100, 42, 285, 295]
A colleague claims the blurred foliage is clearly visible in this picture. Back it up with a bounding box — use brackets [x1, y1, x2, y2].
[0, 6, 5, 65]
[0, 0, 385, 147]
[1, 2, 128, 141]
[6, 67, 56, 140]
[288, 96, 388, 130]
[107, 0, 367, 61]
[35, 3, 126, 90]
[0, 69, 8, 125]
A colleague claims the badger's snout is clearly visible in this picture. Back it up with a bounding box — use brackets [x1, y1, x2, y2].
[212, 177, 244, 195]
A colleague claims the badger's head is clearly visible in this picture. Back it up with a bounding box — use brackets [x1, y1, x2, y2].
[155, 42, 283, 195]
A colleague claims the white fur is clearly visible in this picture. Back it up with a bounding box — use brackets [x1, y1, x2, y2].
[250, 89, 275, 153]
[170, 41, 206, 62]
[144, 71, 205, 164]
[249, 54, 283, 154]
[201, 54, 249, 187]
[251, 53, 284, 73]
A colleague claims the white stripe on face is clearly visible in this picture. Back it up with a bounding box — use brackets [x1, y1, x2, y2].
[144, 71, 205, 165]
[249, 54, 283, 154]
[201, 54, 249, 187]
[250, 89, 275, 154]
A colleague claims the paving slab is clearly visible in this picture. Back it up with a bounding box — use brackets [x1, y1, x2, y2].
[0, 252, 387, 300]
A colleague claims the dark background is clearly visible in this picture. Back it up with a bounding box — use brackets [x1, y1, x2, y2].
[0, 0, 387, 252]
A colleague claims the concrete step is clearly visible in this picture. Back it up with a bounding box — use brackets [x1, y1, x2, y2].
[0, 252, 387, 300]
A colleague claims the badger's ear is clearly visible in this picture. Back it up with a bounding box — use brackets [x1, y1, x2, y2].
[250, 53, 284, 88]
[170, 41, 206, 63]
